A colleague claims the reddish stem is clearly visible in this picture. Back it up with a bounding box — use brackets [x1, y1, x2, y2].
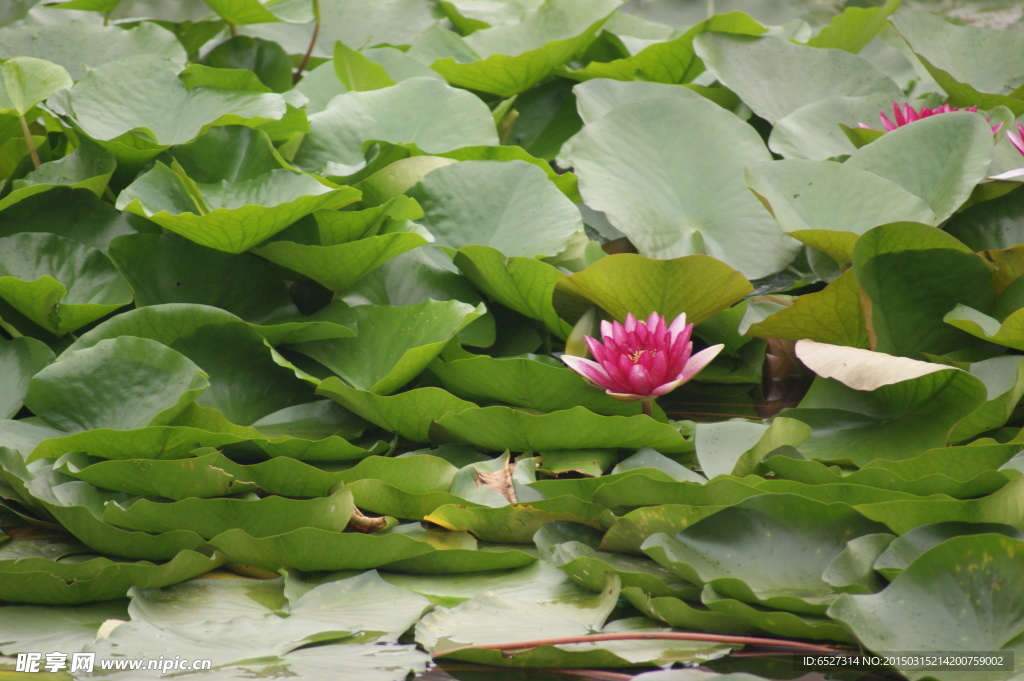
[293, 6, 321, 85]
[432, 632, 839, 658]
[641, 399, 654, 417]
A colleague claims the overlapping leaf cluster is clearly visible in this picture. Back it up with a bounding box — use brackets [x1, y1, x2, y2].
[1, 1, 1024, 679]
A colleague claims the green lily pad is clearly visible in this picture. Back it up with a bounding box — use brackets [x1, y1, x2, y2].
[102, 485, 354, 539]
[0, 544, 222, 604]
[873, 522, 1024, 580]
[108, 233, 296, 322]
[695, 417, 809, 480]
[407, 160, 583, 258]
[429, 353, 644, 416]
[205, 0, 309, 25]
[945, 304, 1024, 352]
[829, 533, 1024, 681]
[765, 442, 1020, 499]
[416, 569, 617, 653]
[294, 77, 498, 176]
[805, 0, 899, 53]
[622, 588, 757, 635]
[205, 525, 484, 572]
[0, 19, 185, 81]
[425, 496, 613, 543]
[0, 337, 52, 420]
[537, 525, 694, 598]
[949, 356, 1024, 442]
[742, 270, 869, 347]
[0, 187, 136, 252]
[643, 494, 888, 614]
[431, 406, 692, 453]
[0, 138, 116, 211]
[0, 56, 72, 116]
[0, 232, 133, 336]
[552, 253, 752, 327]
[562, 11, 765, 83]
[255, 224, 431, 293]
[845, 113, 995, 225]
[421, 0, 621, 96]
[700, 585, 855, 643]
[293, 300, 484, 395]
[853, 223, 997, 358]
[116, 161, 360, 254]
[693, 32, 900, 124]
[767, 93, 904, 160]
[453, 245, 571, 337]
[891, 11, 1024, 116]
[50, 54, 286, 158]
[852, 475, 1024, 535]
[23, 473, 208, 561]
[565, 97, 796, 279]
[65, 304, 318, 426]
[744, 159, 937, 254]
[822, 533, 894, 595]
[317, 381, 475, 442]
[26, 337, 209, 433]
[786, 341, 988, 465]
[0, 600, 128, 651]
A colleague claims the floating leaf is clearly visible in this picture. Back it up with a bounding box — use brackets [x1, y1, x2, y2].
[26, 337, 209, 433]
[117, 162, 359, 254]
[317, 381, 475, 443]
[563, 11, 765, 83]
[431, 406, 692, 453]
[429, 353, 644, 416]
[744, 160, 937, 261]
[829, 534, 1024, 681]
[294, 300, 484, 395]
[65, 305, 318, 426]
[0, 233, 132, 336]
[553, 254, 752, 327]
[108, 233, 296, 322]
[51, 54, 286, 152]
[0, 337, 52, 420]
[422, 0, 621, 96]
[643, 494, 888, 614]
[0, 543, 222, 605]
[787, 341, 987, 465]
[891, 11, 1024, 116]
[408, 160, 583, 258]
[742, 269, 869, 347]
[566, 97, 797, 279]
[0, 138, 116, 211]
[693, 33, 900, 124]
[845, 113, 995, 225]
[293, 78, 498, 176]
[0, 20, 186, 81]
[454, 245, 571, 337]
[854, 222, 997, 358]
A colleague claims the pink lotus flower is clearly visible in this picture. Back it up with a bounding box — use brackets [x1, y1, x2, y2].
[561, 312, 723, 410]
[1008, 122, 1024, 156]
[860, 102, 1000, 133]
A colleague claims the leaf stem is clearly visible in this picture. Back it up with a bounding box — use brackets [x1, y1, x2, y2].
[18, 114, 40, 169]
[432, 632, 840, 658]
[293, 0, 321, 85]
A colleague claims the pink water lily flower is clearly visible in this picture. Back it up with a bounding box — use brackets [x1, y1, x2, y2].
[1008, 122, 1024, 156]
[860, 102, 1000, 133]
[561, 312, 724, 412]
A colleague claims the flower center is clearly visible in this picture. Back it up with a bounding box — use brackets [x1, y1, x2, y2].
[628, 349, 654, 364]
